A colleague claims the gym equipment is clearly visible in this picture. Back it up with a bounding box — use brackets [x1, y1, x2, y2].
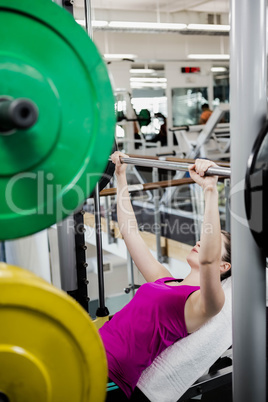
[138, 109, 151, 127]
[245, 120, 268, 256]
[119, 156, 231, 177]
[98, 141, 117, 193]
[92, 182, 110, 329]
[231, 1, 266, 401]
[0, 0, 115, 240]
[0, 97, 38, 133]
[99, 177, 195, 197]
[0, 263, 107, 402]
[117, 108, 151, 126]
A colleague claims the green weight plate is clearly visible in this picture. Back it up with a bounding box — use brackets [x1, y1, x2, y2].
[0, 0, 115, 240]
[138, 109, 151, 127]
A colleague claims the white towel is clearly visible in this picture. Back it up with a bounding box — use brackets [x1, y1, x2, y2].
[137, 278, 232, 402]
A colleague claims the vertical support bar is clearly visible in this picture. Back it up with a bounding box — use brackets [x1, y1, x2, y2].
[73, 210, 89, 311]
[93, 182, 109, 317]
[230, 0, 266, 401]
[224, 179, 230, 232]
[0, 242, 6, 262]
[189, 184, 202, 244]
[85, 0, 108, 319]
[104, 194, 116, 244]
[57, 216, 77, 293]
[126, 250, 135, 298]
[84, 0, 93, 38]
[152, 168, 163, 262]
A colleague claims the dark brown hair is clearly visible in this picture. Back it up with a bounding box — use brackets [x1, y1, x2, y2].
[220, 230, 231, 280]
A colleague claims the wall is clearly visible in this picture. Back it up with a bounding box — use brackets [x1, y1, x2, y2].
[93, 31, 229, 63]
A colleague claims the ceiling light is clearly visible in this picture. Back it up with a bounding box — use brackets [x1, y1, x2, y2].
[211, 67, 228, 72]
[76, 20, 230, 34]
[130, 69, 155, 74]
[188, 54, 230, 60]
[76, 20, 109, 28]
[130, 82, 167, 88]
[92, 20, 109, 27]
[103, 54, 137, 60]
[108, 21, 187, 30]
[130, 77, 167, 83]
[187, 24, 230, 32]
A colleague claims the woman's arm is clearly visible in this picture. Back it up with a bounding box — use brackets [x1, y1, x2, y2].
[188, 159, 225, 318]
[111, 151, 172, 282]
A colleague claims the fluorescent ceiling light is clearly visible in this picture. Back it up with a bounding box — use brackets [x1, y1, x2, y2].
[211, 67, 228, 72]
[76, 20, 108, 28]
[109, 21, 187, 30]
[188, 24, 230, 32]
[188, 54, 230, 60]
[103, 54, 137, 60]
[76, 20, 230, 34]
[92, 20, 109, 27]
[130, 69, 155, 74]
[130, 77, 167, 83]
[131, 82, 166, 88]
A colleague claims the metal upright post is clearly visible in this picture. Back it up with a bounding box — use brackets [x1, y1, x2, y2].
[84, 0, 93, 38]
[73, 210, 89, 311]
[57, 216, 78, 296]
[94, 182, 109, 317]
[0, 242, 6, 262]
[189, 183, 204, 244]
[152, 167, 164, 262]
[104, 191, 116, 244]
[54, 0, 89, 311]
[126, 250, 135, 298]
[230, 0, 266, 401]
[224, 179, 230, 232]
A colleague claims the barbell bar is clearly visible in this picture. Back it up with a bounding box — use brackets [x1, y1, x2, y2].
[0, 97, 38, 133]
[120, 157, 231, 177]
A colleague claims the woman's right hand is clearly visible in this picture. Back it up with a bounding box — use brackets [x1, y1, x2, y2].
[111, 151, 129, 177]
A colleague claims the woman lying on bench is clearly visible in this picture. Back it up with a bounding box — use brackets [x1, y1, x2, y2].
[99, 152, 232, 401]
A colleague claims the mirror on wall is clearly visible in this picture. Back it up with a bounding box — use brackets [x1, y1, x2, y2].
[172, 87, 209, 126]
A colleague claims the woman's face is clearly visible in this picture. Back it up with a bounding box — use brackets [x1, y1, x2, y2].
[186, 234, 227, 269]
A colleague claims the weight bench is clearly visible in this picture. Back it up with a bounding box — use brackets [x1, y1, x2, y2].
[178, 349, 232, 401]
[137, 278, 232, 402]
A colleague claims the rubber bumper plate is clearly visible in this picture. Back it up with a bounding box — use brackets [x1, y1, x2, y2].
[0, 0, 115, 240]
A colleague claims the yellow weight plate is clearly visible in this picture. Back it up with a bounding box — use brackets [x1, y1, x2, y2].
[0, 263, 107, 402]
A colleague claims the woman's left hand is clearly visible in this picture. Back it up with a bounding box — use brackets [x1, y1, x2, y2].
[188, 159, 218, 191]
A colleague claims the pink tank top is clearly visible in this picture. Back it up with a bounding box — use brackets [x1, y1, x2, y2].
[99, 277, 200, 398]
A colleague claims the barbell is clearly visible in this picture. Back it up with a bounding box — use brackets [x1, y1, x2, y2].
[119, 156, 231, 177]
[117, 108, 151, 127]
